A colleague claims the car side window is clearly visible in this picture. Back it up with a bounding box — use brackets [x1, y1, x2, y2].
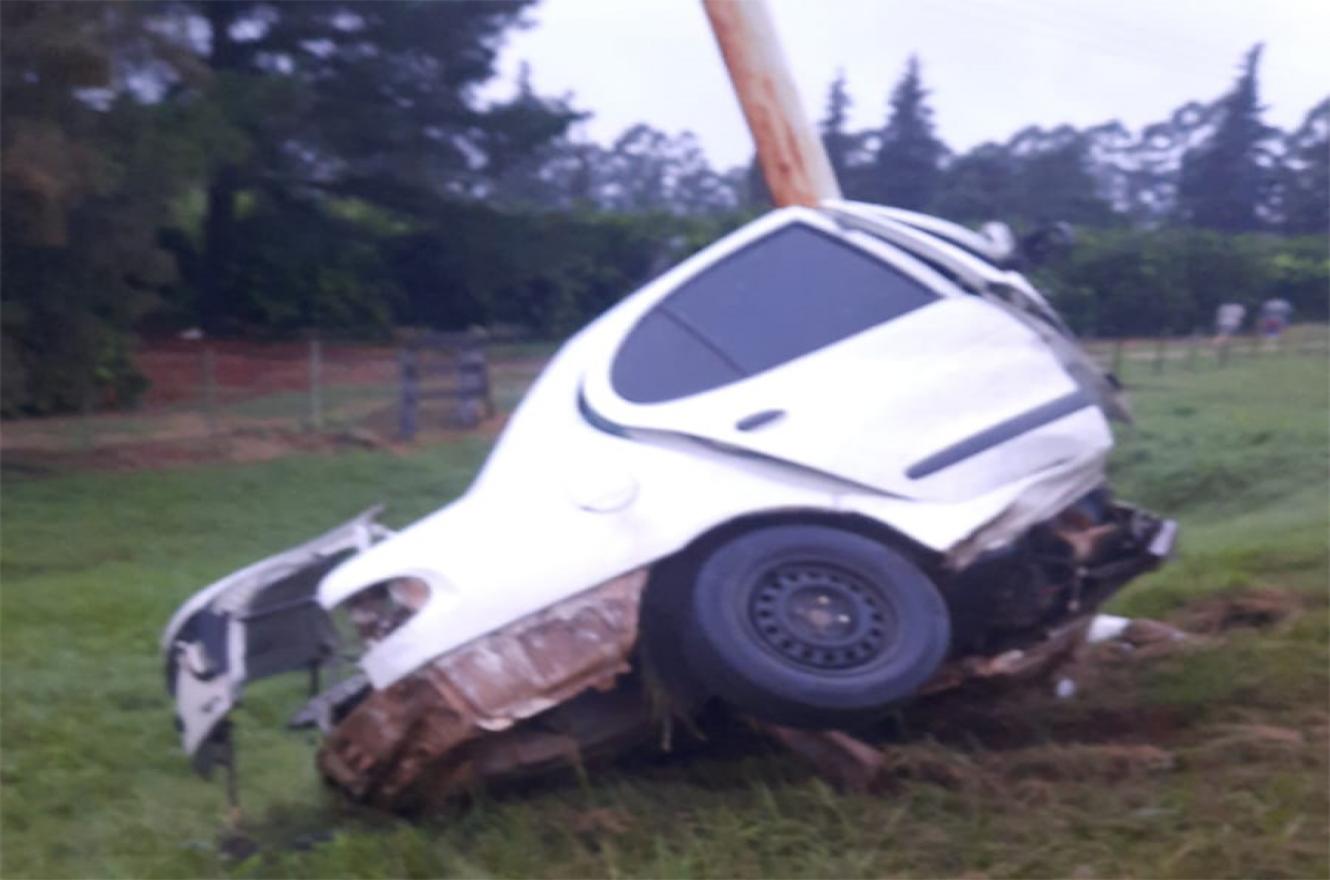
[611, 223, 938, 403]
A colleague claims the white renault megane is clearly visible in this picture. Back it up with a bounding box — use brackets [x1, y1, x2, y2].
[162, 201, 1175, 806]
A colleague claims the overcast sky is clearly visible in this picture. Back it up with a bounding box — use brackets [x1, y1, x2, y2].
[489, 0, 1328, 169]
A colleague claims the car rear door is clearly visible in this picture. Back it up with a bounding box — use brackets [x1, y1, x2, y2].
[580, 214, 1109, 503]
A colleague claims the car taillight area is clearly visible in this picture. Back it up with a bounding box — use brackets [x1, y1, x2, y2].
[342, 577, 430, 646]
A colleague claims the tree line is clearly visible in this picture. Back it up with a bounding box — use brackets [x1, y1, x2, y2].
[2, 1, 1326, 415]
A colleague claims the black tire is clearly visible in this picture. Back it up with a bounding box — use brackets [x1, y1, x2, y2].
[680, 524, 950, 728]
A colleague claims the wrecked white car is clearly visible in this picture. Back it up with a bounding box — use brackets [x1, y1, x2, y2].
[162, 202, 1176, 809]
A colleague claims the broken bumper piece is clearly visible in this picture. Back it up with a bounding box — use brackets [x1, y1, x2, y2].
[160, 507, 391, 774]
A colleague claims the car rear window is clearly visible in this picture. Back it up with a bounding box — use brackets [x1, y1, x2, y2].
[611, 223, 937, 403]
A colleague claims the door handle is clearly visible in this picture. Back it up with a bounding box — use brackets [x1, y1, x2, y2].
[735, 409, 786, 431]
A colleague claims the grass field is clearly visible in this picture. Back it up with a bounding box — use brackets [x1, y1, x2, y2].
[2, 351, 1327, 878]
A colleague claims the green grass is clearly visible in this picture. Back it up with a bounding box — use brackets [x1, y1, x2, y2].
[2, 353, 1326, 878]
[1108, 353, 1330, 615]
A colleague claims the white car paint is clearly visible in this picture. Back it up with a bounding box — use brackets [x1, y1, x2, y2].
[315, 205, 1117, 690]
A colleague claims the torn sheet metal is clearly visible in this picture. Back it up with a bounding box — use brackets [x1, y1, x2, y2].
[316, 570, 647, 809]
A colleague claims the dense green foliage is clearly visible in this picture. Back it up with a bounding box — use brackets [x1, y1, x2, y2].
[1, 1, 1325, 414]
[2, 352, 1326, 878]
[1, 2, 215, 414]
[1038, 228, 1329, 336]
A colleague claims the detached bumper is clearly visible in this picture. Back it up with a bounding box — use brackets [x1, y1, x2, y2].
[160, 508, 390, 771]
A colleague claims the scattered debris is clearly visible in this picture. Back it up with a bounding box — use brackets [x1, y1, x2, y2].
[753, 724, 887, 793]
[1087, 614, 1131, 643]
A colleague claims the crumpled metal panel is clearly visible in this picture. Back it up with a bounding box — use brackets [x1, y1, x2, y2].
[437, 569, 646, 729]
[318, 570, 647, 808]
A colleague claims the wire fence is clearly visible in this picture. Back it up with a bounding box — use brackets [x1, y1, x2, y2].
[2, 337, 553, 464]
[2, 324, 1325, 466]
[1081, 323, 1329, 378]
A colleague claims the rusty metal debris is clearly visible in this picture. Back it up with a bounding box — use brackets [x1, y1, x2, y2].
[318, 570, 650, 809]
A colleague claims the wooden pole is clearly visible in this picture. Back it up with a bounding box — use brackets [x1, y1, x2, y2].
[308, 337, 324, 431]
[77, 390, 94, 454]
[398, 347, 418, 442]
[701, 0, 841, 207]
[202, 346, 218, 437]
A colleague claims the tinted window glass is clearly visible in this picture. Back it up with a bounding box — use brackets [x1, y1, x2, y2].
[611, 224, 937, 403]
[610, 311, 743, 404]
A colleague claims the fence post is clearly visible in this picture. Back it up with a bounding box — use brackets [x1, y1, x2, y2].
[398, 347, 418, 441]
[76, 389, 94, 454]
[1187, 329, 1201, 371]
[1152, 336, 1166, 374]
[202, 346, 218, 437]
[308, 337, 324, 431]
[453, 342, 492, 429]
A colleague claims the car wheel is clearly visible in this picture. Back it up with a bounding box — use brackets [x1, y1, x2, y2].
[682, 524, 950, 728]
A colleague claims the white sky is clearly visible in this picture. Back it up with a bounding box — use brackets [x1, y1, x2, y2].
[490, 0, 1329, 169]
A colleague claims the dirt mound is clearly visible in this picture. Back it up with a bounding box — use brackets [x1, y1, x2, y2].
[1171, 587, 1307, 633]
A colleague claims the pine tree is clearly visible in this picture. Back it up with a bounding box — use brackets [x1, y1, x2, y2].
[1277, 98, 1329, 235]
[871, 55, 947, 210]
[820, 70, 853, 189]
[1176, 44, 1279, 231]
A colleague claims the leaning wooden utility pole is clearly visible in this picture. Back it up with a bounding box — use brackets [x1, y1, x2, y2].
[703, 1, 901, 788]
[702, 0, 842, 207]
